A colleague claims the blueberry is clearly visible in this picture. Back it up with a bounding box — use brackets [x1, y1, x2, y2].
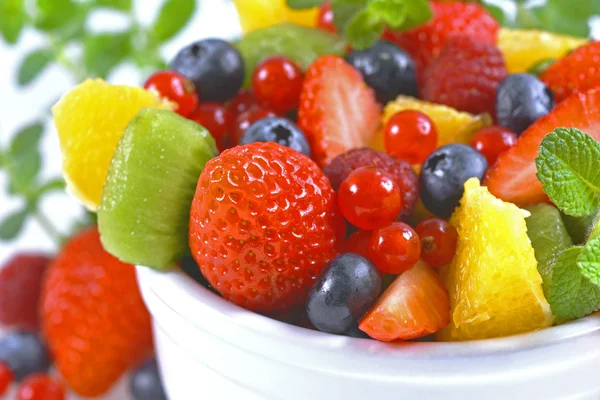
[345, 40, 418, 104]
[239, 117, 311, 157]
[496, 73, 554, 135]
[130, 358, 167, 400]
[0, 331, 51, 380]
[343, 324, 370, 339]
[306, 253, 381, 334]
[420, 144, 488, 219]
[169, 39, 244, 103]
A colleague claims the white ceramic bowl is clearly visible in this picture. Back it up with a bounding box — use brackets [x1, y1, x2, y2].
[136, 266, 600, 400]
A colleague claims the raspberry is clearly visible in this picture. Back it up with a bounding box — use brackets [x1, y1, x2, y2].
[189, 142, 340, 313]
[323, 148, 419, 220]
[422, 36, 508, 116]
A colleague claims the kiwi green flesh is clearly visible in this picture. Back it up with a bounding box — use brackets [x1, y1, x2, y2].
[98, 108, 217, 270]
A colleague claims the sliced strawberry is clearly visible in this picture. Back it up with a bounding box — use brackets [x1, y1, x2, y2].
[298, 56, 381, 167]
[484, 88, 600, 206]
[359, 260, 450, 342]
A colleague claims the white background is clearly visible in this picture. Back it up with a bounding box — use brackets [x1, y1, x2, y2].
[0, 0, 239, 398]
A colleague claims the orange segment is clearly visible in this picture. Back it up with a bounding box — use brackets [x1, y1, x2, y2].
[52, 79, 173, 210]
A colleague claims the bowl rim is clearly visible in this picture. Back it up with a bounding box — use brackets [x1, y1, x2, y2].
[137, 265, 600, 359]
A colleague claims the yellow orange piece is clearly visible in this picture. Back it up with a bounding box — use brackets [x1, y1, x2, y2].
[233, 0, 318, 34]
[53, 79, 173, 211]
[439, 178, 553, 341]
[499, 27, 587, 73]
[371, 96, 491, 153]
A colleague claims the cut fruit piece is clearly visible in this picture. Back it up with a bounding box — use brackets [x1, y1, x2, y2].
[439, 178, 553, 341]
[498, 28, 587, 73]
[53, 79, 173, 211]
[98, 108, 217, 270]
[484, 89, 600, 206]
[359, 260, 449, 342]
[371, 96, 491, 154]
[235, 23, 346, 86]
[525, 204, 573, 298]
[298, 56, 381, 167]
[233, 0, 318, 34]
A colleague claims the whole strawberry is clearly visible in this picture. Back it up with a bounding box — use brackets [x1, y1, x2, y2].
[422, 36, 508, 116]
[189, 142, 341, 313]
[541, 41, 600, 103]
[41, 228, 153, 397]
[0, 253, 51, 331]
[323, 148, 419, 220]
[386, 1, 499, 79]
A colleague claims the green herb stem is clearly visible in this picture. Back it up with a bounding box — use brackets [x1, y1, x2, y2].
[34, 209, 66, 246]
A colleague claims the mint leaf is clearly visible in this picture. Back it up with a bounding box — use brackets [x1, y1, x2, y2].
[400, 0, 432, 31]
[0, 0, 25, 44]
[33, 0, 78, 32]
[368, 0, 405, 29]
[549, 246, 600, 321]
[18, 49, 53, 86]
[286, 0, 324, 9]
[344, 8, 384, 50]
[536, 128, 600, 217]
[11, 151, 42, 191]
[8, 123, 44, 193]
[483, 3, 505, 25]
[83, 32, 130, 78]
[37, 178, 66, 196]
[152, 0, 196, 43]
[10, 123, 44, 158]
[0, 208, 28, 240]
[578, 236, 600, 286]
[331, 0, 366, 32]
[94, 0, 132, 11]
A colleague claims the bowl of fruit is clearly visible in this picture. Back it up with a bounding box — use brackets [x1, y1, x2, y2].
[48, 0, 600, 399]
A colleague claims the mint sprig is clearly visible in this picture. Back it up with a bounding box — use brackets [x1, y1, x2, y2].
[536, 128, 600, 217]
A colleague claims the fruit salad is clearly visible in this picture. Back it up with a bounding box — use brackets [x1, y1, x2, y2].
[51, 0, 600, 350]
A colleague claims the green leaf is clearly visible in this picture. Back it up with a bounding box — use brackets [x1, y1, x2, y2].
[286, 0, 324, 9]
[399, 0, 432, 31]
[10, 123, 44, 159]
[94, 0, 132, 11]
[18, 49, 53, 86]
[0, 208, 28, 240]
[8, 123, 44, 192]
[483, 2, 505, 25]
[344, 8, 384, 50]
[535, 128, 600, 217]
[578, 236, 600, 287]
[331, 0, 367, 32]
[33, 0, 78, 32]
[152, 0, 196, 43]
[83, 32, 130, 78]
[37, 178, 66, 196]
[549, 246, 600, 321]
[11, 151, 42, 191]
[0, 0, 25, 44]
[368, 0, 405, 29]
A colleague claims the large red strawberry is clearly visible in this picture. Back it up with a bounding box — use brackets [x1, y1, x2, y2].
[0, 253, 51, 331]
[298, 56, 381, 167]
[484, 88, 600, 205]
[189, 142, 341, 313]
[385, 1, 499, 79]
[540, 41, 600, 103]
[359, 260, 450, 342]
[422, 35, 507, 116]
[41, 228, 153, 397]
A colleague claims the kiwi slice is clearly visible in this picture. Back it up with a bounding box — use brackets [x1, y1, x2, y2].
[525, 204, 573, 298]
[98, 108, 217, 270]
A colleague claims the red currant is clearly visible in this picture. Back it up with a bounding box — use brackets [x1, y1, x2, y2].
[228, 89, 258, 118]
[383, 110, 438, 165]
[337, 167, 403, 231]
[343, 230, 372, 260]
[16, 374, 65, 400]
[233, 107, 277, 145]
[144, 71, 198, 117]
[469, 126, 518, 166]
[0, 362, 13, 396]
[368, 222, 421, 274]
[252, 56, 304, 115]
[189, 102, 234, 152]
[415, 218, 458, 268]
[317, 2, 336, 33]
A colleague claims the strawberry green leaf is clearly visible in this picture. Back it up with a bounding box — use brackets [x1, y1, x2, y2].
[578, 236, 600, 287]
[0, 208, 28, 240]
[152, 0, 196, 43]
[344, 8, 384, 50]
[286, 0, 324, 9]
[549, 246, 600, 321]
[18, 49, 53, 86]
[0, 0, 25, 44]
[536, 128, 600, 217]
[83, 32, 131, 78]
